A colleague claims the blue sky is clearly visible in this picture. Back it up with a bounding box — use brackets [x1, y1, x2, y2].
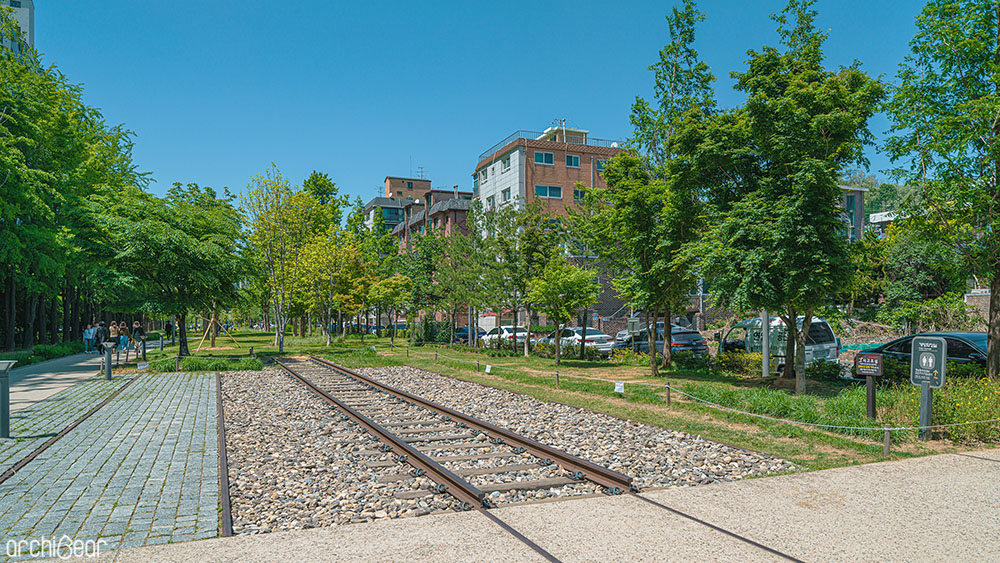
[37, 0, 920, 200]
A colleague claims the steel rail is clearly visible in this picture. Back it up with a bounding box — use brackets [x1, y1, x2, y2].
[0, 375, 141, 486]
[274, 358, 485, 509]
[309, 356, 635, 494]
[216, 373, 234, 537]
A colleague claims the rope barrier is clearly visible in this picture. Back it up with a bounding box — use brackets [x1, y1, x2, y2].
[401, 345, 1000, 434]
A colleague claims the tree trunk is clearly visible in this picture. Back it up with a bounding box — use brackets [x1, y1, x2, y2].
[523, 307, 531, 357]
[988, 273, 1000, 378]
[177, 312, 190, 356]
[308, 311, 313, 337]
[359, 306, 366, 344]
[50, 297, 59, 347]
[580, 306, 588, 360]
[554, 322, 562, 365]
[661, 306, 673, 369]
[781, 312, 796, 379]
[38, 298, 48, 345]
[648, 308, 660, 378]
[793, 312, 814, 395]
[71, 288, 81, 341]
[4, 277, 16, 351]
[23, 295, 38, 350]
[62, 284, 71, 343]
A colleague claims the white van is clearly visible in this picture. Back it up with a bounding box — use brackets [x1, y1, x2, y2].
[720, 316, 839, 373]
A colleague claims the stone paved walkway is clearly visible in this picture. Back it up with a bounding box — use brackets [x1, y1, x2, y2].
[1, 376, 131, 474]
[0, 372, 219, 559]
[8, 353, 104, 413]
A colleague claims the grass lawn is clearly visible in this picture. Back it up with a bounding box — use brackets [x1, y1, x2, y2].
[138, 329, 984, 472]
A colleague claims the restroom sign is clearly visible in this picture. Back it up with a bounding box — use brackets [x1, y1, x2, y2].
[910, 336, 946, 389]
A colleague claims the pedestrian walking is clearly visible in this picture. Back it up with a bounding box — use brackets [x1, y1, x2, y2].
[94, 321, 107, 351]
[83, 324, 95, 353]
[118, 321, 130, 351]
[165, 321, 174, 343]
[131, 321, 145, 354]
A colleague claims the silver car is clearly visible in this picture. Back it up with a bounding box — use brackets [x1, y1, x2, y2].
[539, 327, 615, 356]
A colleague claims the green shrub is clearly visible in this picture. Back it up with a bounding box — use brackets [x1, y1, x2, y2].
[934, 377, 1000, 443]
[672, 350, 708, 370]
[531, 341, 554, 358]
[806, 359, 844, 381]
[561, 344, 604, 361]
[0, 341, 85, 368]
[610, 348, 649, 366]
[711, 352, 764, 377]
[149, 356, 263, 372]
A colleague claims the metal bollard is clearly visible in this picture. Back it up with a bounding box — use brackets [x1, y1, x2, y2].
[103, 343, 115, 380]
[158, 335, 164, 351]
[141, 337, 147, 362]
[406, 347, 409, 358]
[0, 360, 17, 439]
[175, 355, 181, 372]
[883, 424, 891, 456]
[555, 371, 559, 387]
[435, 350, 438, 361]
[666, 382, 671, 406]
[476, 360, 480, 372]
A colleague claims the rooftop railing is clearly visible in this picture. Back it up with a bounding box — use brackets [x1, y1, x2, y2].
[477, 130, 622, 162]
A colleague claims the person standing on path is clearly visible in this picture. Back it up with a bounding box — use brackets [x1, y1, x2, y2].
[118, 321, 130, 351]
[109, 321, 120, 351]
[83, 324, 95, 353]
[94, 322, 107, 352]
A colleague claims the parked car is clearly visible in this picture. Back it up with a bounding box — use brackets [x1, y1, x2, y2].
[870, 332, 987, 368]
[615, 324, 709, 355]
[719, 316, 839, 373]
[615, 329, 631, 347]
[453, 326, 486, 344]
[537, 327, 615, 356]
[480, 326, 529, 346]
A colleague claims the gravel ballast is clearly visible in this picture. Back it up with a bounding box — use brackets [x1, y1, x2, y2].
[222, 364, 795, 534]
[357, 365, 796, 490]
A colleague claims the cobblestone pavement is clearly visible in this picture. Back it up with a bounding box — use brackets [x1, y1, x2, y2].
[0, 372, 219, 558]
[0, 375, 132, 474]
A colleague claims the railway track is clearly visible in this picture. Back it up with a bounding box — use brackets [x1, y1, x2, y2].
[274, 356, 634, 511]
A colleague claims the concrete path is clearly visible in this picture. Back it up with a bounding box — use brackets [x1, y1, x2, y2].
[0, 372, 219, 558]
[8, 353, 103, 412]
[75, 448, 999, 562]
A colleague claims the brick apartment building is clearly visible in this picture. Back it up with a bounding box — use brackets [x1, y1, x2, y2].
[392, 188, 473, 248]
[473, 127, 623, 215]
[384, 176, 431, 199]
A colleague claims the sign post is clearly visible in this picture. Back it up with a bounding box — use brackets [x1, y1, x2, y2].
[760, 311, 769, 378]
[855, 353, 884, 420]
[910, 336, 947, 440]
[0, 360, 17, 439]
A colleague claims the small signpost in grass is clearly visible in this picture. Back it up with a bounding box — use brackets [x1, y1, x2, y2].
[855, 353, 883, 420]
[910, 336, 947, 440]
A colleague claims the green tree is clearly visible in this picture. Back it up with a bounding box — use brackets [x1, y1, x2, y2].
[368, 274, 412, 345]
[102, 184, 243, 356]
[884, 0, 1000, 377]
[579, 0, 712, 373]
[696, 0, 883, 393]
[241, 165, 318, 353]
[527, 256, 600, 365]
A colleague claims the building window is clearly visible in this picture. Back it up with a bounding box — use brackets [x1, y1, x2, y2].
[396, 191, 403, 196]
[486, 195, 496, 209]
[407, 181, 413, 189]
[433, 218, 439, 228]
[534, 152, 554, 165]
[501, 156, 511, 172]
[566, 155, 580, 168]
[534, 185, 562, 199]
[10, 1, 21, 7]
[501, 188, 510, 202]
[573, 188, 586, 202]
[596, 160, 608, 171]
[481, 169, 488, 184]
